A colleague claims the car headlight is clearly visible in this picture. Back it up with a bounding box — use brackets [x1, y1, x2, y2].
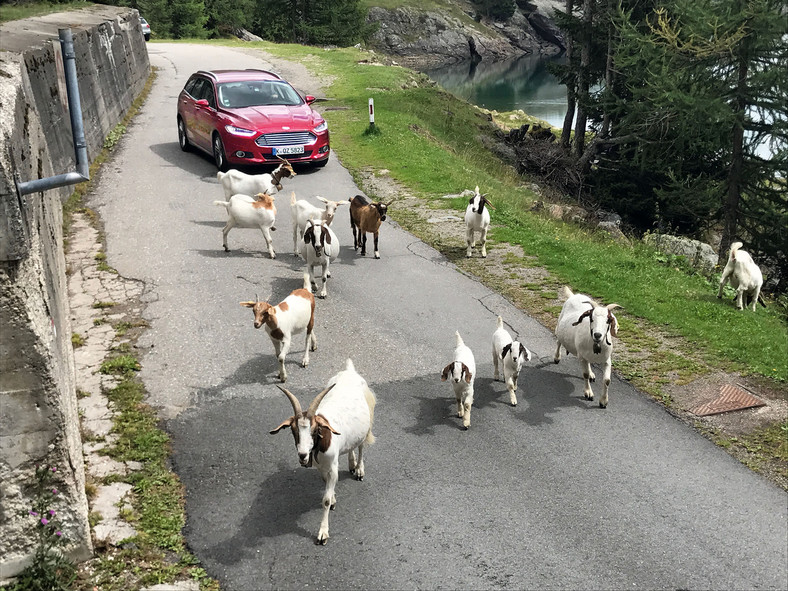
[225, 125, 257, 137]
[313, 121, 327, 133]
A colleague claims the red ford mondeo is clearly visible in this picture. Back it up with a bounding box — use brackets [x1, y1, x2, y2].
[177, 69, 330, 171]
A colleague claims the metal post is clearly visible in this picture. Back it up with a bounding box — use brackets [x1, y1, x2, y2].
[15, 28, 90, 197]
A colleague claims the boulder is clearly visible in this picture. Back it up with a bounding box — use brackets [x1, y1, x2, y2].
[643, 233, 719, 274]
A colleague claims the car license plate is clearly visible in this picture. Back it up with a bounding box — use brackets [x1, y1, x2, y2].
[273, 146, 304, 155]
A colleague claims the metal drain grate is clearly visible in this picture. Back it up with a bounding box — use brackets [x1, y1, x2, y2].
[690, 384, 766, 416]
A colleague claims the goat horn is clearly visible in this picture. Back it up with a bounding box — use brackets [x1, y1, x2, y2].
[276, 385, 302, 416]
[306, 383, 336, 417]
[606, 304, 622, 311]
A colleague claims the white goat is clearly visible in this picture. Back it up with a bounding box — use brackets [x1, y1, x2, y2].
[464, 186, 493, 258]
[240, 273, 316, 382]
[290, 192, 346, 255]
[717, 241, 764, 311]
[492, 316, 532, 406]
[216, 158, 296, 199]
[441, 331, 476, 429]
[300, 219, 340, 299]
[270, 358, 376, 545]
[214, 192, 277, 258]
[554, 286, 621, 408]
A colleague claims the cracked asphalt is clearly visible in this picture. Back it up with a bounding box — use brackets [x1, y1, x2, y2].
[86, 43, 787, 590]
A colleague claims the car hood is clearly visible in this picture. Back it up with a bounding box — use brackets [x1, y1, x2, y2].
[228, 105, 321, 131]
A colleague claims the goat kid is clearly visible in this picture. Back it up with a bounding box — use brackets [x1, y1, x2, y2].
[216, 157, 296, 199]
[349, 194, 391, 259]
[464, 186, 493, 258]
[214, 192, 277, 258]
[240, 273, 316, 382]
[270, 358, 376, 545]
[291, 192, 346, 255]
[554, 286, 621, 408]
[492, 316, 532, 406]
[300, 219, 340, 298]
[717, 241, 764, 311]
[441, 331, 476, 429]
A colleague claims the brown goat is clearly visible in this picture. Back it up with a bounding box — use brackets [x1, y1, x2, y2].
[349, 195, 392, 259]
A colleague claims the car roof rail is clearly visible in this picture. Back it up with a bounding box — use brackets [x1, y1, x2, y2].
[244, 68, 282, 80]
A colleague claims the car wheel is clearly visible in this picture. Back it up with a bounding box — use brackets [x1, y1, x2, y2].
[144, 34, 150, 41]
[177, 117, 191, 152]
[213, 134, 228, 172]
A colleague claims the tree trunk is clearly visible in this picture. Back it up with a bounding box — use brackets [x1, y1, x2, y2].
[560, 0, 576, 153]
[572, 0, 594, 159]
[719, 51, 748, 262]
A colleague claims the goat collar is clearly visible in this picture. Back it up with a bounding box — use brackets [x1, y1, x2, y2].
[271, 165, 289, 187]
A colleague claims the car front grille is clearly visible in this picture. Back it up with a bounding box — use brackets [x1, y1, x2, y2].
[256, 132, 316, 147]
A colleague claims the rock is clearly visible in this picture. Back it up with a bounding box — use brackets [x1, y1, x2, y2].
[643, 233, 719, 274]
[234, 28, 262, 42]
[366, 5, 563, 69]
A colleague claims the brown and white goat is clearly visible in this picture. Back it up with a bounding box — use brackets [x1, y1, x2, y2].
[240, 273, 316, 382]
[349, 194, 391, 259]
[217, 157, 296, 198]
[270, 358, 376, 544]
[214, 192, 277, 258]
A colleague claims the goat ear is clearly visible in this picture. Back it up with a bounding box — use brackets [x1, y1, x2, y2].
[315, 415, 341, 435]
[269, 417, 294, 434]
[501, 343, 512, 360]
[316, 195, 328, 203]
[441, 364, 452, 381]
[462, 363, 473, 384]
[303, 226, 314, 244]
[322, 226, 332, 245]
[240, 301, 256, 308]
[609, 313, 620, 337]
[572, 309, 592, 326]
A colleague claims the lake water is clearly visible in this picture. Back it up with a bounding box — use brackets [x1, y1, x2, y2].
[423, 54, 570, 128]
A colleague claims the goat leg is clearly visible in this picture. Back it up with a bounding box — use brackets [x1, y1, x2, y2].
[317, 466, 338, 544]
[480, 227, 488, 258]
[581, 359, 595, 401]
[277, 336, 292, 381]
[318, 262, 329, 298]
[373, 231, 380, 259]
[466, 227, 474, 258]
[599, 360, 612, 408]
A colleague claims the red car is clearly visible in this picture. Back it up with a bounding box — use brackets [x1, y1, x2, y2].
[177, 69, 330, 171]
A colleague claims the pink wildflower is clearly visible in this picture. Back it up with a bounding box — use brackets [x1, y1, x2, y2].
[41, 518, 49, 525]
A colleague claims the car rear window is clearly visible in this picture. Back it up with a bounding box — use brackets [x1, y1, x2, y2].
[218, 81, 303, 109]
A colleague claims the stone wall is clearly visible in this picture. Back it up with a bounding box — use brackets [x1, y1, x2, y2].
[0, 6, 150, 579]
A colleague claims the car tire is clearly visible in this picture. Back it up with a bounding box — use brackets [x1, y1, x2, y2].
[144, 34, 150, 41]
[177, 117, 191, 152]
[213, 134, 228, 172]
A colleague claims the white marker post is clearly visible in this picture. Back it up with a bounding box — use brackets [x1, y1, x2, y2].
[368, 97, 375, 129]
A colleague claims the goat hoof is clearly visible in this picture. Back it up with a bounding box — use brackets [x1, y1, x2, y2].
[316, 536, 328, 545]
[271, 226, 276, 231]
[599, 402, 607, 409]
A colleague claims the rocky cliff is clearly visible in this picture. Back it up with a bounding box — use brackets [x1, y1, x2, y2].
[366, 0, 565, 69]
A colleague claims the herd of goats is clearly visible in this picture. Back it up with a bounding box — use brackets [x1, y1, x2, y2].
[210, 158, 767, 544]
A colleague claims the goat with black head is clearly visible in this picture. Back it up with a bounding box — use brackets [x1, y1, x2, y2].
[349, 195, 391, 259]
[300, 219, 339, 298]
[270, 359, 376, 545]
[464, 186, 494, 258]
[554, 286, 621, 408]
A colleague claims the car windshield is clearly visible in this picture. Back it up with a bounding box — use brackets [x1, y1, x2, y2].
[218, 81, 303, 109]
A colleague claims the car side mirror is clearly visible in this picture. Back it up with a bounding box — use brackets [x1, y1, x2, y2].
[195, 99, 210, 108]
[304, 95, 316, 105]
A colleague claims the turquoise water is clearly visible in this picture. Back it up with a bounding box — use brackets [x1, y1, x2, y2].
[424, 54, 570, 128]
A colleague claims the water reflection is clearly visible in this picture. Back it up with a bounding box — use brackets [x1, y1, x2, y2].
[423, 54, 569, 128]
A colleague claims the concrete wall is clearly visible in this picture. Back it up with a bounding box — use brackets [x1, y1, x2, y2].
[0, 6, 150, 579]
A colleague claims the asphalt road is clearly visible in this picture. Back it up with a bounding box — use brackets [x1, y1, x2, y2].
[88, 43, 788, 590]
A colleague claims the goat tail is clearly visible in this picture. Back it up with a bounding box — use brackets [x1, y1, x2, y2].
[729, 241, 744, 259]
[213, 200, 230, 210]
[455, 331, 465, 347]
[290, 191, 297, 207]
[496, 316, 503, 329]
[302, 272, 310, 291]
[560, 285, 574, 300]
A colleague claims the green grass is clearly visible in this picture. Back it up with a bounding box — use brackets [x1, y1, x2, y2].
[0, 0, 91, 23]
[234, 39, 787, 382]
